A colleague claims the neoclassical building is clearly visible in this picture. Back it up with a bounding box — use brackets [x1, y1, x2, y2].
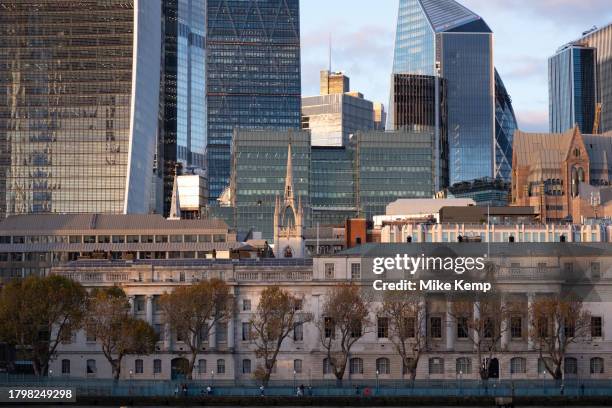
[47, 243, 612, 381]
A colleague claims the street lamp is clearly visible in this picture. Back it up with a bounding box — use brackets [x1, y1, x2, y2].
[211, 370, 215, 385]
[293, 370, 297, 390]
[459, 370, 463, 395]
[376, 370, 379, 392]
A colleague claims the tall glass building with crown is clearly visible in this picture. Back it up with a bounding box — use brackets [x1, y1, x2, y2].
[391, 0, 517, 184]
[206, 0, 302, 203]
[0, 0, 162, 217]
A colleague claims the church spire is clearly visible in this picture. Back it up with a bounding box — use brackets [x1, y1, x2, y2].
[168, 165, 181, 220]
[284, 141, 294, 207]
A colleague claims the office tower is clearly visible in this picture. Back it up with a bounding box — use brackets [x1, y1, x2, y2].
[389, 73, 448, 190]
[391, 0, 516, 185]
[495, 70, 518, 182]
[206, 0, 302, 202]
[0, 0, 161, 217]
[320, 70, 350, 95]
[231, 130, 310, 240]
[160, 0, 207, 216]
[302, 72, 375, 147]
[549, 44, 597, 134]
[567, 24, 612, 133]
[373, 102, 387, 130]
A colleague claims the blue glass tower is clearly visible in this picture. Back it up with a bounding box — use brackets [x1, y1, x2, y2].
[494, 69, 518, 182]
[548, 44, 597, 134]
[206, 0, 302, 202]
[392, 0, 515, 185]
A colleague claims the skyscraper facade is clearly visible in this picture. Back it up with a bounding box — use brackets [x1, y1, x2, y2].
[568, 24, 612, 133]
[495, 70, 518, 182]
[160, 0, 207, 216]
[549, 44, 597, 134]
[391, 0, 515, 185]
[206, 0, 302, 202]
[0, 0, 161, 217]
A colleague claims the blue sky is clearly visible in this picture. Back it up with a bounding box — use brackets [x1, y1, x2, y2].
[300, 0, 612, 132]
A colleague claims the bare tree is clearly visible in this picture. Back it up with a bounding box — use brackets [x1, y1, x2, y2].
[159, 279, 234, 379]
[381, 291, 426, 380]
[450, 291, 515, 380]
[0, 275, 87, 377]
[86, 287, 156, 380]
[250, 286, 312, 384]
[530, 294, 591, 380]
[317, 283, 371, 381]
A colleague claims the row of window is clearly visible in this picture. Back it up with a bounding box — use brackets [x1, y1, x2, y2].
[1, 234, 227, 244]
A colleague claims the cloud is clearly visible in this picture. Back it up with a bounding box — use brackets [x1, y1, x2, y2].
[516, 109, 549, 132]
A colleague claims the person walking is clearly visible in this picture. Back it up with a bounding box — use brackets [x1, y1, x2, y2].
[260, 385, 265, 397]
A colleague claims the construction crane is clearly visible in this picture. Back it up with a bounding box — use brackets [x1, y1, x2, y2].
[593, 103, 602, 134]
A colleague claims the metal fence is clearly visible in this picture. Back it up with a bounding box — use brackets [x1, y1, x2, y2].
[1, 375, 611, 398]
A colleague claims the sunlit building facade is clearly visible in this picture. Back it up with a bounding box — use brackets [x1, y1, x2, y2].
[0, 0, 162, 217]
[206, 0, 302, 202]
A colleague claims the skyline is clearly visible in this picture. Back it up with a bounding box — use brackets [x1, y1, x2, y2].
[301, 0, 612, 132]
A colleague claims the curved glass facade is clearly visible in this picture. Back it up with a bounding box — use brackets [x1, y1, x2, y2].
[494, 69, 518, 182]
[0, 0, 161, 217]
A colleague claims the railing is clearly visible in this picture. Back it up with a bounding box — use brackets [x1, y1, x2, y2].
[1, 375, 611, 398]
[235, 270, 313, 282]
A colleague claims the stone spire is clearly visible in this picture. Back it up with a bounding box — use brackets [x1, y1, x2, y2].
[168, 166, 181, 220]
[284, 141, 294, 207]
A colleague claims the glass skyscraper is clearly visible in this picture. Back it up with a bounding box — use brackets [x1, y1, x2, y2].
[0, 0, 161, 217]
[391, 0, 515, 184]
[161, 0, 207, 216]
[206, 0, 302, 202]
[494, 69, 518, 182]
[548, 44, 597, 134]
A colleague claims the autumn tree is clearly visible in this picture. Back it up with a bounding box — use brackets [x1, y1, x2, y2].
[159, 279, 233, 379]
[85, 287, 156, 380]
[0, 275, 87, 376]
[450, 291, 515, 380]
[317, 283, 371, 381]
[249, 286, 312, 384]
[381, 291, 426, 380]
[530, 294, 591, 380]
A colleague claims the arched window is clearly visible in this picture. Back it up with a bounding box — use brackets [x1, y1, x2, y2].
[456, 357, 472, 374]
[284, 246, 293, 258]
[403, 358, 416, 375]
[564, 357, 577, 375]
[323, 358, 332, 375]
[349, 358, 363, 375]
[294, 359, 303, 374]
[217, 359, 225, 374]
[153, 359, 162, 374]
[376, 358, 390, 375]
[591, 357, 604, 374]
[86, 359, 96, 375]
[61, 359, 70, 375]
[198, 359, 206, 374]
[538, 357, 553, 376]
[510, 357, 526, 374]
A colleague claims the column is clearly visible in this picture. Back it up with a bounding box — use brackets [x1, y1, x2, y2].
[209, 322, 217, 349]
[473, 301, 480, 352]
[501, 294, 510, 351]
[164, 322, 172, 351]
[419, 296, 427, 341]
[227, 317, 235, 349]
[527, 293, 534, 351]
[446, 298, 455, 351]
[145, 295, 154, 325]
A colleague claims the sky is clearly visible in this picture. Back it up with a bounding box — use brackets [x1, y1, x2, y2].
[300, 0, 612, 132]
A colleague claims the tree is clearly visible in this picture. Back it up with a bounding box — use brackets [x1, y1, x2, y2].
[249, 286, 312, 384]
[159, 279, 233, 379]
[85, 287, 156, 380]
[381, 291, 426, 380]
[317, 283, 371, 381]
[450, 291, 515, 380]
[530, 294, 591, 380]
[0, 275, 87, 376]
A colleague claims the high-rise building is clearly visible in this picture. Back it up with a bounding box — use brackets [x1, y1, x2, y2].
[206, 0, 302, 203]
[549, 44, 597, 134]
[320, 70, 350, 95]
[495, 69, 518, 182]
[160, 0, 207, 216]
[389, 73, 448, 190]
[564, 24, 612, 134]
[0, 0, 162, 217]
[302, 72, 375, 147]
[373, 102, 387, 130]
[391, 0, 516, 184]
